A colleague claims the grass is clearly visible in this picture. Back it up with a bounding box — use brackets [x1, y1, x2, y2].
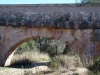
[3, 50, 87, 75]
[10, 50, 82, 69]
[47, 57, 60, 70]
[10, 51, 50, 68]
[47, 55, 83, 71]
[55, 55, 83, 68]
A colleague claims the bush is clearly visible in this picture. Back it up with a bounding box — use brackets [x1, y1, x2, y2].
[88, 57, 100, 72]
[88, 57, 100, 75]
[88, 71, 100, 75]
[42, 44, 55, 57]
[73, 73, 79, 75]
[55, 55, 82, 68]
[47, 57, 60, 70]
[47, 55, 82, 70]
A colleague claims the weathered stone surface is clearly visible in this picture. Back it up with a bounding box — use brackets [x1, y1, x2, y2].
[31, 28, 39, 37]
[66, 35, 77, 45]
[94, 29, 100, 41]
[0, 58, 5, 66]
[38, 28, 49, 37]
[45, 28, 55, 38]
[53, 29, 62, 40]
[0, 12, 100, 29]
[59, 29, 72, 42]
[82, 34, 93, 43]
[0, 26, 11, 34]
[72, 40, 84, 52]
[0, 4, 100, 29]
[73, 30, 84, 43]
[25, 28, 32, 39]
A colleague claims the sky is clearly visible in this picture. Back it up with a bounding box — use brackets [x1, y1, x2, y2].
[0, 0, 81, 4]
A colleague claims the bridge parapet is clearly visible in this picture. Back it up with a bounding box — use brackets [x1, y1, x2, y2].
[0, 4, 100, 29]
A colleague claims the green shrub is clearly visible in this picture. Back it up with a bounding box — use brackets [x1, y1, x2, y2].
[88, 57, 100, 75]
[73, 73, 79, 75]
[88, 71, 95, 75]
[42, 44, 55, 57]
[47, 57, 60, 70]
[88, 71, 100, 75]
[55, 55, 82, 68]
[88, 57, 100, 72]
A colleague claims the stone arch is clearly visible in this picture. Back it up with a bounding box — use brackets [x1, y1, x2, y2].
[0, 26, 99, 66]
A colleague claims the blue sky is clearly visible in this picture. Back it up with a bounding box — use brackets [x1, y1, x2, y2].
[0, 0, 81, 4]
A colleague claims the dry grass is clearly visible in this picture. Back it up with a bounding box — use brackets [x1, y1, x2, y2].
[0, 67, 88, 75]
[5, 51, 87, 75]
[0, 52, 86, 75]
[30, 51, 50, 62]
[55, 55, 83, 68]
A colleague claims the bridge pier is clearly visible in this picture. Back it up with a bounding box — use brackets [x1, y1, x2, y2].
[0, 57, 6, 67]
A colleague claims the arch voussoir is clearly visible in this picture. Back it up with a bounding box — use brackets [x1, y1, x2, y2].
[52, 29, 63, 40]
[1, 30, 27, 62]
[59, 29, 72, 43]
[38, 27, 55, 38]
[31, 27, 39, 38]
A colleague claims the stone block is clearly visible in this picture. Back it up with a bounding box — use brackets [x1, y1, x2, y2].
[82, 34, 93, 43]
[38, 27, 55, 38]
[84, 43, 97, 55]
[38, 27, 48, 37]
[53, 29, 62, 40]
[25, 28, 32, 39]
[59, 29, 71, 42]
[82, 29, 93, 35]
[0, 58, 5, 67]
[73, 30, 84, 43]
[66, 35, 77, 45]
[6, 31, 26, 48]
[46, 28, 55, 38]
[94, 29, 100, 41]
[10, 27, 25, 35]
[31, 28, 39, 37]
[0, 26, 11, 34]
[72, 40, 84, 51]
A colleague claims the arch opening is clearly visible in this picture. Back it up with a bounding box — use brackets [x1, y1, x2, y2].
[5, 37, 82, 69]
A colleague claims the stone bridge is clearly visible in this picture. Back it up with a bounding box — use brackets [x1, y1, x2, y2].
[0, 4, 100, 66]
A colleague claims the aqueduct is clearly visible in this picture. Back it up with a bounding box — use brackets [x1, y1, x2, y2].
[0, 4, 100, 66]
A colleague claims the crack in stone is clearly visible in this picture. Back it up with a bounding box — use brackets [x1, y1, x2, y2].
[69, 38, 78, 46]
[57, 29, 63, 40]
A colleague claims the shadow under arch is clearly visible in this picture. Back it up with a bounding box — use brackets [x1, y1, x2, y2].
[2, 27, 97, 67]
